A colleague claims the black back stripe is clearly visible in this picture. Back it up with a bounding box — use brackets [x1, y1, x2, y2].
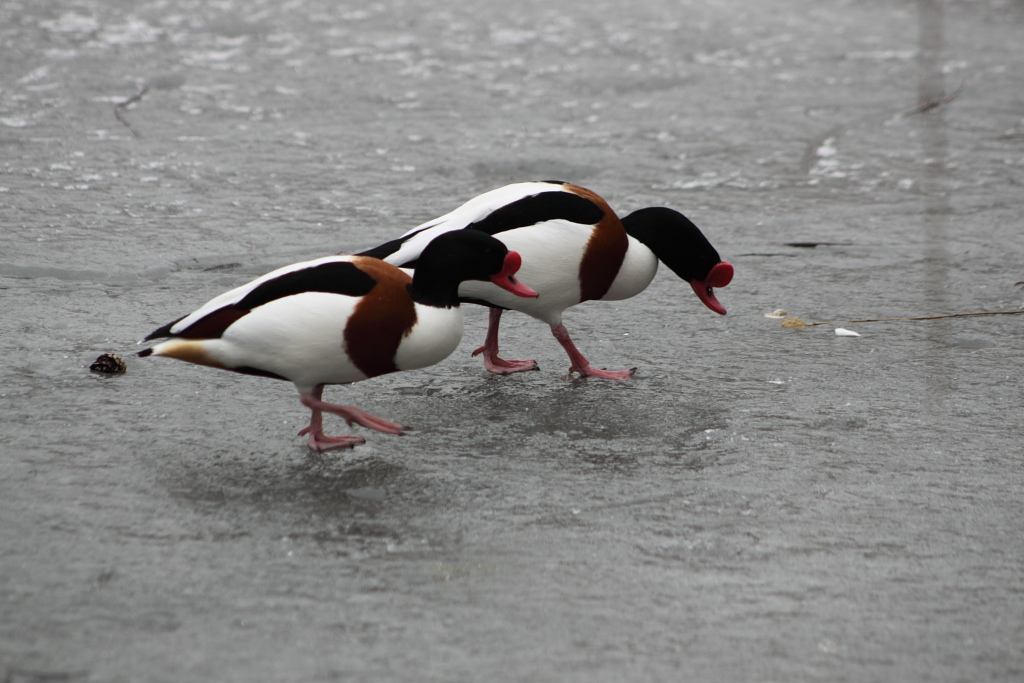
[467, 191, 605, 236]
[237, 261, 377, 310]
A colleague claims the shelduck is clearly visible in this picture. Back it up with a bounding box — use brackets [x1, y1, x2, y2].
[140, 231, 538, 451]
[359, 181, 733, 379]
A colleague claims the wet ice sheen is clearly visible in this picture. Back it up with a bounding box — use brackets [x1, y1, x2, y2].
[1, 0, 1023, 681]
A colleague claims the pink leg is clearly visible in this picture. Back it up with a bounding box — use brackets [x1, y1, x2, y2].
[297, 385, 406, 451]
[550, 324, 634, 380]
[297, 405, 365, 451]
[471, 308, 539, 374]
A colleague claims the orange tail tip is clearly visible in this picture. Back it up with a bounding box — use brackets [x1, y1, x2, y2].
[139, 339, 228, 369]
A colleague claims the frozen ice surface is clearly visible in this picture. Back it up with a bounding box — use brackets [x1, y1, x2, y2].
[1, 0, 1023, 681]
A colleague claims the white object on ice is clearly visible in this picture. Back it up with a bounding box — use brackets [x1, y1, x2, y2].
[834, 327, 861, 337]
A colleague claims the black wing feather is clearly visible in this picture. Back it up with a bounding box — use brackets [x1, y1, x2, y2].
[143, 314, 187, 341]
[468, 191, 606, 235]
[356, 225, 435, 261]
[236, 261, 377, 309]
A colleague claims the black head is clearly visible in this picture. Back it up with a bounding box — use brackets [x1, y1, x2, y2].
[621, 207, 720, 280]
[622, 206, 733, 314]
[410, 230, 537, 307]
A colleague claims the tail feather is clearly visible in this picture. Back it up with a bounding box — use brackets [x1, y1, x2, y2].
[138, 339, 228, 370]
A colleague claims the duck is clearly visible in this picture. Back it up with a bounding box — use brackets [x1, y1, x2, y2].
[139, 230, 538, 451]
[359, 181, 733, 380]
